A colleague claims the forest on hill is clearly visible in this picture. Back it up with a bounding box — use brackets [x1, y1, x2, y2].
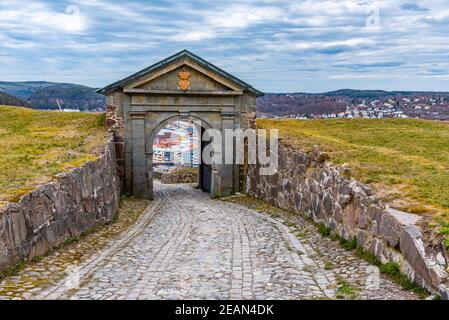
[0, 81, 105, 111]
[0, 92, 29, 107]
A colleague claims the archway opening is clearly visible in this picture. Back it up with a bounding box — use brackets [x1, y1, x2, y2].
[152, 119, 210, 193]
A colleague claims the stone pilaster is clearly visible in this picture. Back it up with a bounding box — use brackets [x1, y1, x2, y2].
[130, 112, 151, 199]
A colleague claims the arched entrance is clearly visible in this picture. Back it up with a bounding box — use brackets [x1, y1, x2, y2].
[98, 50, 263, 199]
[149, 115, 213, 195]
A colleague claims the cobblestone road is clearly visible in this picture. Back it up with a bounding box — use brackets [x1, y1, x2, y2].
[34, 182, 418, 300]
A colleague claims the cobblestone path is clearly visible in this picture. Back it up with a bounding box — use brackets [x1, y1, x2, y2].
[33, 182, 418, 300]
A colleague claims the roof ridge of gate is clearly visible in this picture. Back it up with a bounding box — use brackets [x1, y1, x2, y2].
[97, 49, 264, 97]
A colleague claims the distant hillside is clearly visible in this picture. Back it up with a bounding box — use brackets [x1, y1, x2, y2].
[0, 92, 29, 107]
[2, 82, 448, 114]
[257, 93, 347, 117]
[0, 81, 105, 111]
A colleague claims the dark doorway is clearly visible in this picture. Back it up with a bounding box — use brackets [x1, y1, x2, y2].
[199, 127, 212, 193]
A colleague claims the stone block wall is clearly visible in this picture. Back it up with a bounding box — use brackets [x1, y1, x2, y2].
[153, 168, 198, 184]
[247, 140, 449, 297]
[0, 135, 121, 272]
[105, 104, 125, 191]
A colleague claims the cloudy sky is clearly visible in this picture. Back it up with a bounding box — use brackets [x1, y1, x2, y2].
[1, 0, 449, 92]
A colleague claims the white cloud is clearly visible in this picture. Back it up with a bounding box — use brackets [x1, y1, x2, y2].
[0, 1, 87, 34]
[0, 0, 449, 91]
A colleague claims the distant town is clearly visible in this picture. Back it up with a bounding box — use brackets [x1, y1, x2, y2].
[153, 121, 200, 171]
[257, 91, 449, 120]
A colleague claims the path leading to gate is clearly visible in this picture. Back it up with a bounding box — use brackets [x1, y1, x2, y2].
[35, 182, 418, 300]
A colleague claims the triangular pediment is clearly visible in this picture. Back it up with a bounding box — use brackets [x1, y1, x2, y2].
[97, 50, 263, 97]
[126, 60, 240, 92]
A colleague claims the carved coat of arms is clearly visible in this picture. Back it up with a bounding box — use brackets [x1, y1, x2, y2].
[177, 68, 191, 91]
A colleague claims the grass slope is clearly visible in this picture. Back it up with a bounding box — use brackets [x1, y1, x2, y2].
[0, 105, 106, 204]
[257, 118, 449, 227]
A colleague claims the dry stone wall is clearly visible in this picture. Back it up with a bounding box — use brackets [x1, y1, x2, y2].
[153, 169, 198, 184]
[0, 135, 120, 272]
[247, 140, 449, 298]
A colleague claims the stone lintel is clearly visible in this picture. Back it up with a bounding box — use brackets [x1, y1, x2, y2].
[130, 105, 236, 112]
[221, 111, 236, 120]
[124, 88, 243, 96]
[129, 111, 146, 119]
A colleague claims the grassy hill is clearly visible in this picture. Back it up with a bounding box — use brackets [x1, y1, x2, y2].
[0, 106, 106, 205]
[257, 118, 449, 231]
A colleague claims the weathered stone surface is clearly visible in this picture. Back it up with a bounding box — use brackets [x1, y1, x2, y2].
[155, 168, 198, 184]
[388, 208, 421, 225]
[378, 212, 403, 248]
[378, 209, 422, 250]
[0, 242, 7, 264]
[247, 139, 449, 296]
[438, 284, 449, 300]
[399, 226, 426, 281]
[0, 135, 120, 272]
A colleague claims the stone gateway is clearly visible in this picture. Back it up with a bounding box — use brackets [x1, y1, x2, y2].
[98, 50, 263, 199]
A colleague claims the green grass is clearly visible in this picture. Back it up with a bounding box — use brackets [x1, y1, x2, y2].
[317, 223, 331, 237]
[355, 247, 382, 266]
[339, 237, 357, 251]
[355, 247, 429, 298]
[0, 105, 106, 204]
[336, 276, 359, 299]
[443, 237, 449, 250]
[258, 118, 449, 227]
[0, 261, 27, 282]
[379, 262, 428, 298]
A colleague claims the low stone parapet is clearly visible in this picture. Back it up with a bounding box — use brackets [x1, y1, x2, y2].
[0, 135, 120, 272]
[154, 167, 198, 185]
[247, 141, 449, 298]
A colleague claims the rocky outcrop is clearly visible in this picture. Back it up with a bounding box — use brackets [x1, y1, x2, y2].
[0, 135, 120, 272]
[247, 141, 449, 296]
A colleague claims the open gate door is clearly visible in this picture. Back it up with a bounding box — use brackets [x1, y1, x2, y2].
[199, 127, 212, 193]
